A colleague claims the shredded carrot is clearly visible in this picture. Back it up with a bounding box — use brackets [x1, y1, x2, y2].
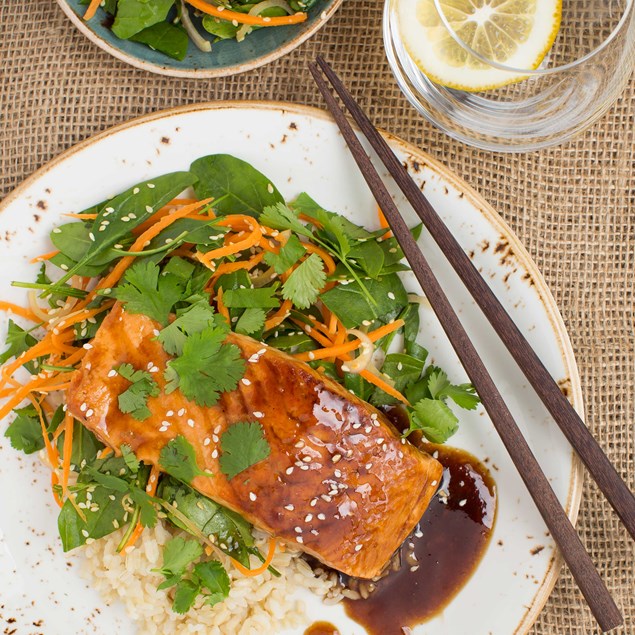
[185, 0, 307, 26]
[61, 412, 74, 498]
[62, 213, 98, 220]
[0, 301, 38, 321]
[216, 288, 230, 323]
[264, 299, 293, 331]
[290, 318, 332, 348]
[303, 243, 337, 275]
[299, 213, 321, 228]
[359, 369, 409, 405]
[51, 472, 63, 508]
[198, 219, 262, 264]
[377, 205, 392, 238]
[97, 447, 114, 459]
[327, 312, 338, 337]
[211, 251, 265, 282]
[121, 522, 145, 554]
[367, 319, 405, 343]
[30, 249, 61, 263]
[83, 0, 102, 20]
[230, 538, 277, 577]
[146, 465, 160, 496]
[294, 338, 362, 362]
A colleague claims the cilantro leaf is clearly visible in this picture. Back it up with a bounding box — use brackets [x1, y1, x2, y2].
[222, 286, 280, 309]
[129, 487, 158, 528]
[235, 308, 266, 336]
[427, 369, 451, 399]
[263, 234, 306, 274]
[116, 363, 160, 421]
[219, 422, 270, 480]
[154, 536, 204, 589]
[159, 436, 209, 484]
[110, 261, 185, 326]
[194, 561, 230, 606]
[260, 203, 312, 238]
[120, 444, 140, 474]
[282, 254, 326, 309]
[410, 398, 459, 444]
[4, 406, 44, 454]
[164, 326, 245, 407]
[443, 384, 480, 410]
[157, 303, 218, 356]
[172, 578, 201, 614]
[0, 320, 39, 373]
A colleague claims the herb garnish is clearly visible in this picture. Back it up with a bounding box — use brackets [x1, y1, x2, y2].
[115, 363, 160, 421]
[219, 421, 271, 480]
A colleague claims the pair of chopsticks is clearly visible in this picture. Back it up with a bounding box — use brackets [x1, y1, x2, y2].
[309, 56, 635, 632]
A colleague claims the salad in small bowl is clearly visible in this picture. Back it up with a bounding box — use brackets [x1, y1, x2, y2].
[57, 0, 342, 77]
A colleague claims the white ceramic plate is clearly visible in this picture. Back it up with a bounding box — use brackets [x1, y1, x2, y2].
[0, 103, 582, 635]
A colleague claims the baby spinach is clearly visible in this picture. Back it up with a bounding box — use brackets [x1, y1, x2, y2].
[130, 22, 189, 61]
[54, 171, 196, 286]
[191, 155, 284, 217]
[112, 0, 175, 40]
[321, 273, 408, 328]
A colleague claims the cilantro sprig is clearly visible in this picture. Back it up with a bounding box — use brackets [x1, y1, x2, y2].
[115, 363, 160, 421]
[219, 421, 271, 480]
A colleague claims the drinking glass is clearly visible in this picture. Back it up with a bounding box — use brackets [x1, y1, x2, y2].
[384, 0, 635, 151]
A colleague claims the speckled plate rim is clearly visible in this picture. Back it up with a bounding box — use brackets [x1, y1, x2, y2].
[53, 0, 343, 78]
[0, 101, 584, 635]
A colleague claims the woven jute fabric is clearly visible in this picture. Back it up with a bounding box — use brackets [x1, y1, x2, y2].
[1, 1, 634, 633]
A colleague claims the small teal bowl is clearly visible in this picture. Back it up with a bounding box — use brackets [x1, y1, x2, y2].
[56, 0, 342, 77]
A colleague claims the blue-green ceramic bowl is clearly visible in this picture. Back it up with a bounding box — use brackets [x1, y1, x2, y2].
[56, 0, 342, 77]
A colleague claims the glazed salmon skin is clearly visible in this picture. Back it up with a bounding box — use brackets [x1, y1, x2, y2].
[67, 304, 443, 579]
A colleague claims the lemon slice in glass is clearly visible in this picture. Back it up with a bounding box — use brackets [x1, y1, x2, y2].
[396, 0, 562, 91]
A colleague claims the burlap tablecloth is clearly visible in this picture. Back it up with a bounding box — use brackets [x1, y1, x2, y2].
[1, 2, 633, 633]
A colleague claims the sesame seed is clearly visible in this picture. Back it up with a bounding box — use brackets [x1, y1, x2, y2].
[295, 440, 305, 448]
[285, 504, 295, 511]
[253, 411, 264, 419]
[178, 408, 186, 416]
[334, 469, 342, 478]
[305, 514, 313, 522]
[365, 426, 372, 433]
[459, 499, 467, 507]
[89, 232, 95, 241]
[300, 465, 309, 471]
[107, 369, 117, 378]
[332, 454, 342, 463]
[361, 320, 372, 326]
[388, 292, 396, 300]
[204, 438, 211, 446]
[352, 423, 362, 429]
[214, 425, 221, 434]
[311, 530, 319, 536]
[83, 343, 93, 350]
[329, 489, 338, 496]
[267, 183, 274, 194]
[321, 494, 332, 502]
[296, 536, 304, 544]
[145, 206, 153, 213]
[355, 544, 363, 552]
[249, 492, 257, 501]
[308, 352, 315, 360]
[86, 409, 94, 418]
[121, 216, 130, 222]
[147, 183, 155, 189]
[80, 402, 87, 412]
[294, 527, 303, 533]
[317, 513, 326, 520]
[211, 449, 218, 459]
[431, 480, 438, 486]
[161, 420, 171, 428]
[166, 410, 174, 417]
[410, 565, 420, 572]
[159, 426, 169, 432]
[310, 498, 318, 507]
[187, 419, 195, 427]
[81, 530, 89, 538]
[286, 467, 294, 475]
[302, 456, 312, 463]
[365, 462, 372, 470]
[241, 378, 252, 386]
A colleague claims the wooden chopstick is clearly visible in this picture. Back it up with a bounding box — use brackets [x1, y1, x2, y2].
[314, 55, 635, 543]
[308, 60, 623, 632]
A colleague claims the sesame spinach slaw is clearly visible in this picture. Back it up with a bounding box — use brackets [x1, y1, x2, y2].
[0, 154, 478, 613]
[80, 0, 320, 61]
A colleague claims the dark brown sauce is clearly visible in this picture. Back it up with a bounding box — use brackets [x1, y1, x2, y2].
[304, 621, 341, 635]
[339, 408, 497, 635]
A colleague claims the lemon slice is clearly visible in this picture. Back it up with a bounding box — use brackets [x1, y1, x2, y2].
[396, 0, 562, 91]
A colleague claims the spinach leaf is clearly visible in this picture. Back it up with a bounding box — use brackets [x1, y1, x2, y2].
[321, 274, 408, 328]
[55, 172, 196, 285]
[201, 16, 239, 39]
[191, 155, 284, 217]
[112, 0, 175, 40]
[131, 22, 189, 61]
[158, 476, 254, 566]
[348, 239, 385, 279]
[371, 353, 425, 406]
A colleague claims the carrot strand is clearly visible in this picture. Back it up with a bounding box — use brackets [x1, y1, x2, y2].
[230, 538, 277, 577]
[185, 0, 307, 26]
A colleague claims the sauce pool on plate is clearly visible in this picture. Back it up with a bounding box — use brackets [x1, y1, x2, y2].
[334, 407, 497, 635]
